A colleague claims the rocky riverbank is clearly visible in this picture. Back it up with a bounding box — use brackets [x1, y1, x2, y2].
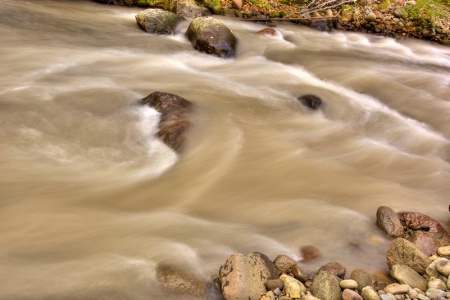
[152, 205, 450, 300]
[94, 0, 450, 45]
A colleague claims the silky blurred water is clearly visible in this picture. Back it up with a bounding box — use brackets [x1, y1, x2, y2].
[0, 0, 449, 299]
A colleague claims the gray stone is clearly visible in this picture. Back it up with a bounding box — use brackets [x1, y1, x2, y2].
[437, 246, 450, 256]
[390, 265, 427, 292]
[186, 17, 237, 58]
[156, 263, 206, 297]
[427, 278, 446, 291]
[319, 262, 346, 278]
[426, 258, 449, 278]
[362, 286, 381, 300]
[384, 283, 410, 294]
[219, 252, 277, 300]
[386, 238, 432, 274]
[435, 259, 450, 277]
[376, 206, 404, 237]
[351, 269, 373, 292]
[280, 274, 306, 298]
[343, 289, 363, 300]
[311, 271, 342, 300]
[341, 279, 359, 290]
[425, 289, 446, 300]
[273, 255, 297, 273]
[171, 0, 211, 18]
[135, 9, 184, 35]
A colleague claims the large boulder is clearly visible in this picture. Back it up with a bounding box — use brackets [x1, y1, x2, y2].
[139, 91, 193, 152]
[156, 263, 206, 296]
[400, 212, 450, 245]
[186, 17, 237, 58]
[135, 8, 184, 34]
[386, 238, 431, 274]
[219, 252, 278, 300]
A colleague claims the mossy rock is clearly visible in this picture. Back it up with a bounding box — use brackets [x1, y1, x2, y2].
[135, 8, 184, 34]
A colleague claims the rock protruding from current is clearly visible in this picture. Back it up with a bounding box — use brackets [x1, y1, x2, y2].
[135, 9, 184, 34]
[386, 238, 431, 274]
[186, 17, 237, 58]
[156, 263, 206, 297]
[318, 262, 346, 279]
[139, 91, 193, 152]
[273, 255, 297, 274]
[400, 211, 450, 245]
[298, 94, 323, 110]
[218, 252, 278, 300]
[311, 271, 342, 300]
[407, 231, 440, 256]
[376, 206, 404, 237]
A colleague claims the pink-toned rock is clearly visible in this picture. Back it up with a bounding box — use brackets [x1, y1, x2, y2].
[232, 0, 242, 10]
[256, 28, 278, 36]
[301, 245, 321, 262]
[400, 212, 450, 244]
[407, 231, 440, 256]
[342, 289, 363, 300]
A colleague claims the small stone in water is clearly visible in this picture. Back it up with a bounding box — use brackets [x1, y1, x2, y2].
[362, 286, 382, 300]
[427, 278, 447, 291]
[341, 279, 359, 289]
[435, 260, 450, 277]
[384, 283, 411, 294]
[437, 246, 450, 256]
[343, 288, 363, 300]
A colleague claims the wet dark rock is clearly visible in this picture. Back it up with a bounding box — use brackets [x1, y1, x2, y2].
[135, 9, 184, 34]
[207, 278, 225, 300]
[218, 252, 277, 300]
[311, 270, 343, 300]
[139, 91, 193, 152]
[300, 245, 321, 262]
[310, 19, 332, 32]
[186, 17, 237, 58]
[298, 94, 323, 110]
[156, 263, 206, 297]
[273, 255, 297, 273]
[350, 269, 373, 292]
[386, 238, 431, 274]
[407, 231, 440, 256]
[376, 206, 404, 237]
[291, 265, 309, 282]
[319, 262, 346, 279]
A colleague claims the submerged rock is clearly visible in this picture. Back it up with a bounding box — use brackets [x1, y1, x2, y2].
[139, 91, 193, 152]
[156, 263, 206, 296]
[186, 17, 237, 58]
[135, 8, 184, 34]
[219, 252, 277, 300]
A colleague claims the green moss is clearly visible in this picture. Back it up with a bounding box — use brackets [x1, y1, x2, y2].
[403, 0, 449, 29]
[270, 10, 286, 17]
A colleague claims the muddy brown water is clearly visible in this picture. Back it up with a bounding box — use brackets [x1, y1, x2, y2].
[0, 0, 449, 299]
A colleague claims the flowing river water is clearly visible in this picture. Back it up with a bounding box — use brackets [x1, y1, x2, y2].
[1, 0, 450, 299]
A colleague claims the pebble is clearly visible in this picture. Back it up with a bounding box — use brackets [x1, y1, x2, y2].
[391, 265, 428, 291]
[381, 294, 395, 300]
[273, 255, 297, 273]
[280, 274, 305, 299]
[351, 269, 373, 292]
[435, 260, 450, 277]
[343, 288, 363, 300]
[437, 246, 450, 256]
[319, 262, 346, 279]
[426, 258, 449, 278]
[273, 287, 281, 296]
[427, 278, 446, 291]
[362, 286, 382, 300]
[292, 265, 309, 282]
[408, 289, 419, 299]
[341, 279, 359, 290]
[417, 294, 430, 300]
[395, 295, 405, 300]
[425, 289, 446, 300]
[265, 279, 284, 291]
[385, 283, 411, 294]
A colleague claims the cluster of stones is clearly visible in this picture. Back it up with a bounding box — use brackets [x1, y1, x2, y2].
[153, 205, 449, 300]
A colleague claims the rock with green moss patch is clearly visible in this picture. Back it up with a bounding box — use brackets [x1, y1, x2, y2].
[135, 8, 184, 34]
[186, 17, 237, 58]
[170, 0, 211, 18]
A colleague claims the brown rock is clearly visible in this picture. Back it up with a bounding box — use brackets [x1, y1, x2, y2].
[386, 238, 431, 274]
[256, 28, 278, 36]
[319, 262, 346, 279]
[390, 264, 427, 291]
[156, 263, 206, 296]
[219, 252, 277, 300]
[273, 255, 297, 273]
[376, 206, 404, 237]
[140, 91, 193, 152]
[292, 265, 309, 282]
[311, 271, 343, 300]
[301, 245, 321, 262]
[265, 279, 284, 291]
[342, 289, 363, 300]
[231, 0, 242, 9]
[400, 212, 450, 244]
[350, 269, 373, 292]
[407, 231, 440, 256]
